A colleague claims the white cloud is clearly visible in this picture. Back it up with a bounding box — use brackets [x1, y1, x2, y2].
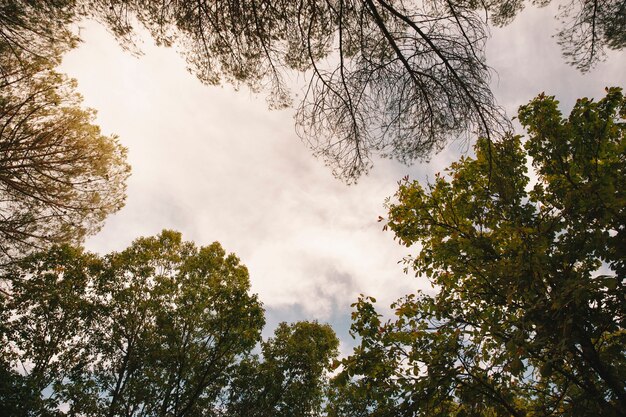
[60, 22, 429, 320]
[58, 5, 625, 343]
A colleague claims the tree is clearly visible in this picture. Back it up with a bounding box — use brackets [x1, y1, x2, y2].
[0, 0, 77, 66]
[0, 47, 130, 261]
[0, 0, 508, 182]
[467, 0, 626, 72]
[83, 0, 509, 181]
[2, 2, 624, 182]
[0, 230, 339, 416]
[0, 230, 265, 416]
[71, 0, 626, 179]
[0, 244, 99, 416]
[329, 88, 626, 416]
[227, 321, 340, 417]
[79, 0, 625, 178]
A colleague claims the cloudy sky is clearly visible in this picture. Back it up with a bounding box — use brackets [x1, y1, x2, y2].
[59, 3, 625, 354]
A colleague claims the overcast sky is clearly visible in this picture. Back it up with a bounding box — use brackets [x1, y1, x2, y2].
[59, 3, 625, 354]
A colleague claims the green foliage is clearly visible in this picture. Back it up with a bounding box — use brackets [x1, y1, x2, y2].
[330, 88, 626, 416]
[0, 46, 130, 261]
[85, 231, 266, 417]
[0, 244, 99, 416]
[227, 321, 340, 417]
[0, 230, 339, 416]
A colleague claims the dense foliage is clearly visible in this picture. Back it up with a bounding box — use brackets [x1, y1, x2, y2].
[0, 15, 129, 261]
[0, 230, 339, 416]
[330, 88, 626, 416]
[227, 321, 340, 417]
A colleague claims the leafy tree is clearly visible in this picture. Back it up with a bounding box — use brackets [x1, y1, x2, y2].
[0, 0, 77, 66]
[227, 321, 340, 417]
[0, 48, 130, 261]
[330, 88, 626, 416]
[90, 231, 265, 417]
[0, 230, 339, 416]
[0, 245, 99, 416]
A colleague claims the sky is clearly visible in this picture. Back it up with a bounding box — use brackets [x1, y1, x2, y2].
[58, 3, 625, 355]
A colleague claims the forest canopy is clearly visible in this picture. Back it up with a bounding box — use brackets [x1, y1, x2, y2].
[0, 1, 624, 416]
[0, 45, 130, 262]
[0, 230, 339, 416]
[330, 88, 626, 416]
[2, 0, 624, 181]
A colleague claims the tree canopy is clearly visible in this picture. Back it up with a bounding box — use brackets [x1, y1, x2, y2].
[329, 88, 626, 416]
[227, 321, 339, 417]
[81, 0, 509, 181]
[2, 1, 623, 181]
[1, 1, 624, 415]
[80, 0, 624, 180]
[0, 230, 339, 417]
[0, 48, 130, 261]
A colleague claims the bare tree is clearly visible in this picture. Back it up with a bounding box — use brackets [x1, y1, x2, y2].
[82, 0, 508, 181]
[294, 0, 508, 180]
[474, 0, 626, 71]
